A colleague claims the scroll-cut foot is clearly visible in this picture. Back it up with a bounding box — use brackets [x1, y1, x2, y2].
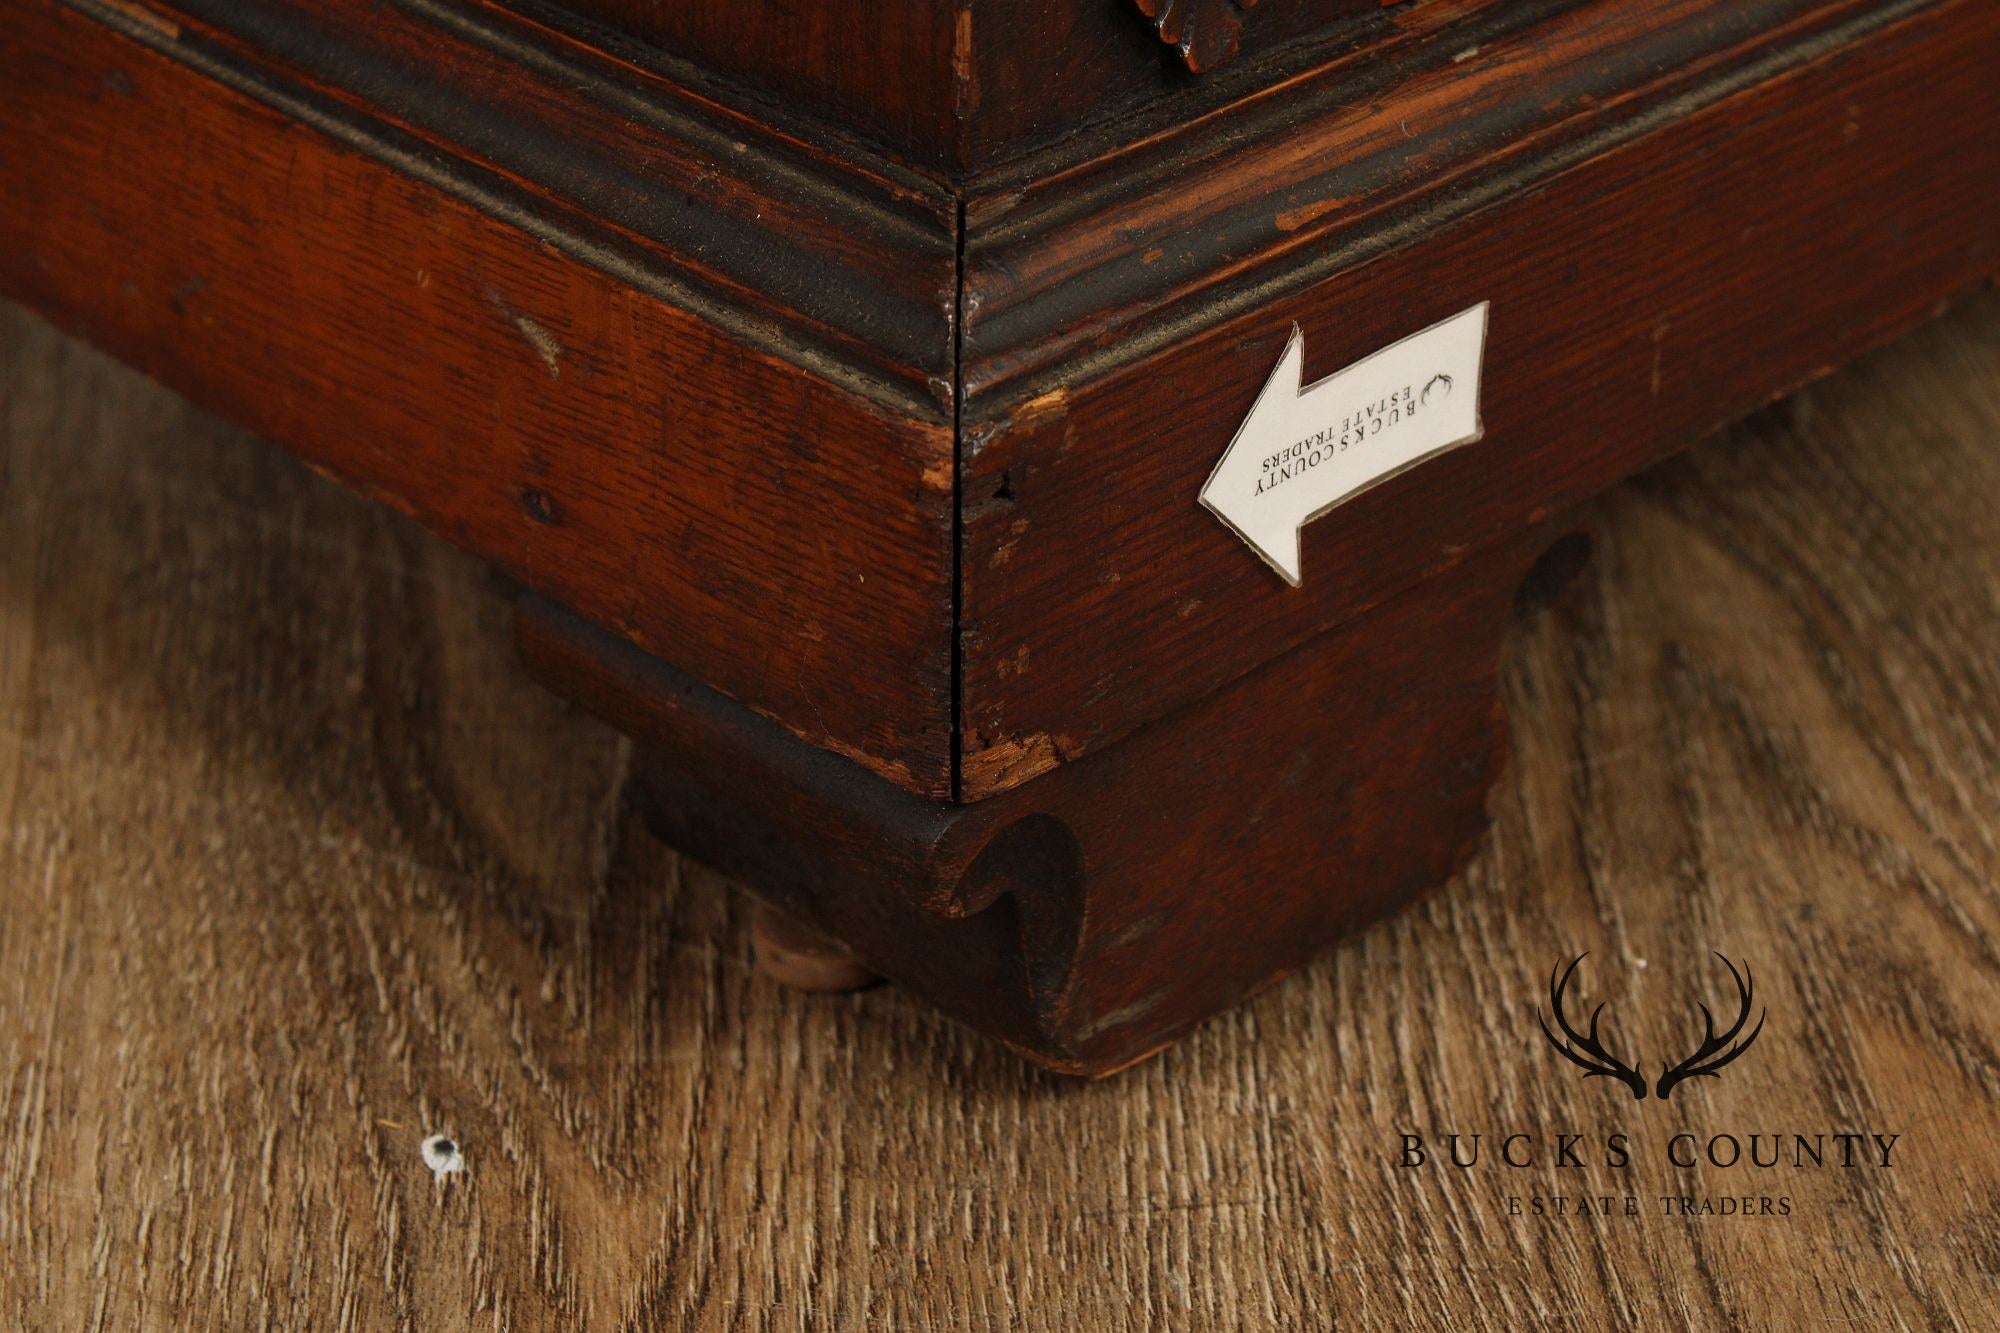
[515, 520, 1567, 1072]
[751, 901, 879, 993]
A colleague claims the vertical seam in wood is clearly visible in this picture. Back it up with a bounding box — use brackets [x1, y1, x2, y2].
[950, 193, 969, 804]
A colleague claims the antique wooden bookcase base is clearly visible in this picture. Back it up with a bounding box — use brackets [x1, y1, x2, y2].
[4, 0, 1995, 1073]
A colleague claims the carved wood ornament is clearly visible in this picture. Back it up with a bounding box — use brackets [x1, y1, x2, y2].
[1131, 0, 1260, 73]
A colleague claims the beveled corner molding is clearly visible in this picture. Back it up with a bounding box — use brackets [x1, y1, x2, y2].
[5, 0, 962, 796]
[953, 0, 1999, 800]
[1130, 0, 1260, 72]
[5, 0, 1997, 1071]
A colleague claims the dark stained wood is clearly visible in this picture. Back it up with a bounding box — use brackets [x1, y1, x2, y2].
[504, 0, 1416, 173]
[958, 0, 2000, 797]
[517, 521, 1563, 1072]
[0, 0, 960, 795]
[518, 0, 965, 172]
[13, 0, 1986, 813]
[7, 0, 1998, 1068]
[6, 291, 2000, 1326]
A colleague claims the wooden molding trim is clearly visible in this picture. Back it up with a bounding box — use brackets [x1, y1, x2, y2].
[6, 0, 1997, 811]
[3, 0, 961, 795]
[89, 0, 959, 413]
[7, 0, 1998, 1065]
[965, 0, 1941, 408]
[954, 0, 2000, 797]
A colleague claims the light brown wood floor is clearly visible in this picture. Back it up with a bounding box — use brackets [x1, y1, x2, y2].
[3, 290, 1999, 1331]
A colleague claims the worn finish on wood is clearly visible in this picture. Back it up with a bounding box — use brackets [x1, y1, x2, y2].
[7, 289, 2000, 1325]
[509, 0, 1406, 172]
[516, 518, 1561, 1073]
[0, 0, 960, 796]
[8, 0, 2000, 1084]
[9, 0, 1994, 827]
[957, 0, 2000, 797]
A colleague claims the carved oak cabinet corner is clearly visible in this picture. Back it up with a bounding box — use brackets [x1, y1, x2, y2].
[2, 0, 1995, 1071]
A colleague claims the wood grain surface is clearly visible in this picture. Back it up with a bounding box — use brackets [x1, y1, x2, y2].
[3, 289, 1999, 1327]
[958, 0, 2000, 797]
[515, 0, 1398, 172]
[1, 0, 959, 798]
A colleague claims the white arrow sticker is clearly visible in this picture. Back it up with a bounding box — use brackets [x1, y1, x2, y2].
[1200, 302, 1490, 585]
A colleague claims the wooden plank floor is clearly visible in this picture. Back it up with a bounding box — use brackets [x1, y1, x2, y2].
[3, 290, 1999, 1330]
